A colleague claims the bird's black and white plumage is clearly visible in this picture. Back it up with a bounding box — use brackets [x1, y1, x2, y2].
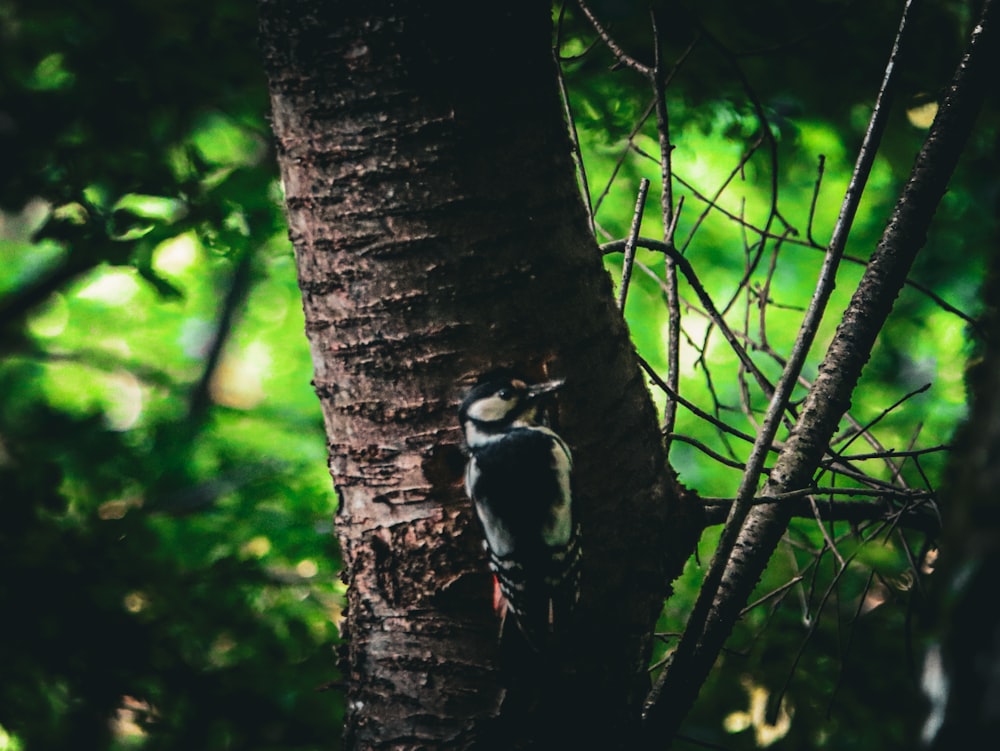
[459, 370, 581, 650]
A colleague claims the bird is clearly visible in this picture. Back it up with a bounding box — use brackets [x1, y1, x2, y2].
[458, 369, 581, 651]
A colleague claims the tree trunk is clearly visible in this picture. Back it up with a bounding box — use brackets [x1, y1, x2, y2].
[257, 2, 692, 748]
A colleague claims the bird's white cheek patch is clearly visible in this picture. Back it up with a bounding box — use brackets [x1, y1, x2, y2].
[466, 395, 511, 423]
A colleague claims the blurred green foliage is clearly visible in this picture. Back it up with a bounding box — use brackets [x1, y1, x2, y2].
[1, 0, 997, 749]
[1, 1, 342, 749]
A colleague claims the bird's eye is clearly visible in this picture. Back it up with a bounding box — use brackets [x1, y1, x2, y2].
[497, 388, 514, 400]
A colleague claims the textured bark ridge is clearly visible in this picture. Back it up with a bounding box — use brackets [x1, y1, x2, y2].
[258, 2, 686, 748]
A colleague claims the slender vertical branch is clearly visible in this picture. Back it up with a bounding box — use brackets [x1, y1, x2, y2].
[806, 155, 827, 247]
[618, 178, 651, 310]
[651, 8, 682, 441]
[554, 1, 596, 235]
[650, 12, 675, 234]
[188, 245, 255, 420]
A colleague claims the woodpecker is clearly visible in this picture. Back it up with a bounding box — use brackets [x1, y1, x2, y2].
[459, 370, 581, 650]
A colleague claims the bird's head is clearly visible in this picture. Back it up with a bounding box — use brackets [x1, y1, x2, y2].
[458, 370, 564, 433]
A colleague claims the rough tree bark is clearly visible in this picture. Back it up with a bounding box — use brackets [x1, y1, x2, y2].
[257, 2, 694, 748]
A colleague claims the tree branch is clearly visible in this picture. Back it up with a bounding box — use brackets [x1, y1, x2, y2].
[618, 178, 650, 310]
[188, 245, 256, 420]
[643, 0, 999, 739]
[701, 492, 940, 535]
[554, 1, 596, 235]
[650, 8, 682, 443]
[602, 237, 776, 398]
[575, 0, 652, 77]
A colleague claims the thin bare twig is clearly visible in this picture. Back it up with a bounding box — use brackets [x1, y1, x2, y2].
[575, 0, 653, 77]
[740, 575, 806, 617]
[618, 178, 651, 310]
[666, 433, 759, 472]
[602, 236, 775, 397]
[809, 494, 847, 568]
[700, 486, 934, 503]
[769, 550, 857, 723]
[820, 383, 932, 485]
[835, 445, 949, 462]
[554, 2, 596, 234]
[651, 8, 682, 443]
[189, 245, 255, 420]
[638, 354, 773, 451]
[592, 99, 656, 216]
[701, 494, 940, 535]
[704, 33, 784, 326]
[806, 155, 827, 247]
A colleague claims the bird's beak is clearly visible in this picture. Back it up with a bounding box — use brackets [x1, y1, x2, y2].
[526, 378, 565, 400]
